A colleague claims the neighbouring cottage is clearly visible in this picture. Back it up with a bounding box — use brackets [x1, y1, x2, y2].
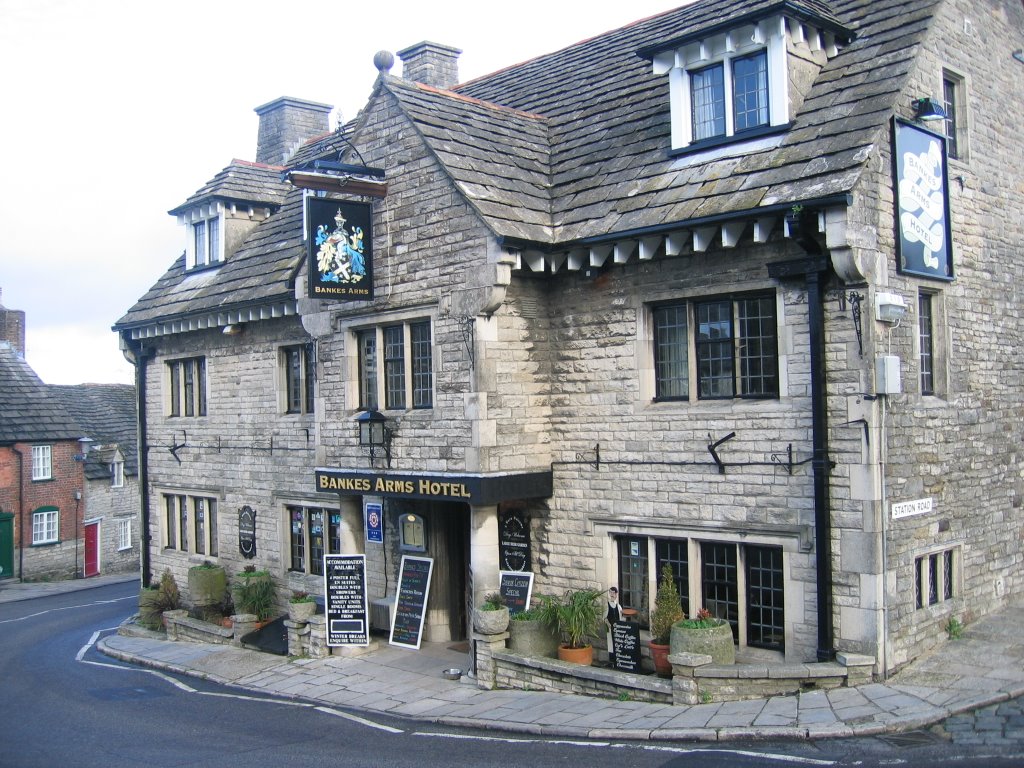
[115, 0, 1024, 676]
[1, 289, 140, 581]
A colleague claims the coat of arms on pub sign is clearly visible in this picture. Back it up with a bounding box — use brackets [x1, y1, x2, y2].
[307, 197, 374, 300]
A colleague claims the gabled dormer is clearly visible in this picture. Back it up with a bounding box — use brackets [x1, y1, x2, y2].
[638, 2, 854, 154]
[168, 97, 333, 272]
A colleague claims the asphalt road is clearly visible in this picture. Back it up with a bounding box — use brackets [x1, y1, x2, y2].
[1, 580, 1021, 768]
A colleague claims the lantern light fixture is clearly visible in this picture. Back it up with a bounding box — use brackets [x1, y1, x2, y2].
[356, 409, 393, 467]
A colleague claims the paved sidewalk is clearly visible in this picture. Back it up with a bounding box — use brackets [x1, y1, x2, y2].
[0, 572, 137, 603]
[95, 600, 1024, 742]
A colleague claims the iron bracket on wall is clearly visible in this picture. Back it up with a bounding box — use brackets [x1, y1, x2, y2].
[707, 432, 736, 474]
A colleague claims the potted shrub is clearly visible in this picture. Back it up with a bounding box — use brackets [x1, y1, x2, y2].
[288, 590, 317, 623]
[649, 564, 685, 677]
[187, 561, 227, 613]
[232, 566, 277, 623]
[543, 588, 603, 665]
[507, 600, 559, 657]
[669, 607, 735, 665]
[138, 569, 181, 630]
[473, 591, 510, 634]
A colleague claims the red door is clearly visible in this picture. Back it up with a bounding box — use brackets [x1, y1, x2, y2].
[84, 522, 99, 577]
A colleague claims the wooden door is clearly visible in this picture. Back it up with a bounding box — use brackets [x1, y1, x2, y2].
[84, 521, 99, 577]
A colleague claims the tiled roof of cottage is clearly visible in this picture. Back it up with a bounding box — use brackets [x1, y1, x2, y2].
[168, 160, 290, 216]
[382, 0, 939, 246]
[51, 384, 138, 479]
[115, 191, 305, 330]
[117, 0, 942, 330]
[0, 342, 84, 443]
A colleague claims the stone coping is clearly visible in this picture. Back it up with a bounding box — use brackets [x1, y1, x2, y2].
[493, 649, 672, 696]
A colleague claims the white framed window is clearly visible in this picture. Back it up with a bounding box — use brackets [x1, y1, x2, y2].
[663, 20, 788, 150]
[117, 518, 133, 551]
[31, 445, 52, 481]
[32, 507, 59, 544]
[167, 357, 207, 417]
[187, 212, 222, 270]
[162, 493, 218, 556]
[282, 343, 315, 415]
[112, 460, 124, 488]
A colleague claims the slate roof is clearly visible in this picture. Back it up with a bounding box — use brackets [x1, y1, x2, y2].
[117, 0, 942, 329]
[0, 342, 84, 443]
[51, 384, 138, 479]
[168, 160, 291, 216]
[384, 0, 940, 246]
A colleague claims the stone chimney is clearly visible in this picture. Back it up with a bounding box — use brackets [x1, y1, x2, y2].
[0, 288, 26, 356]
[397, 42, 462, 89]
[254, 97, 333, 166]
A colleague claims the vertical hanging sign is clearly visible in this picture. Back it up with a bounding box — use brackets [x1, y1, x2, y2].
[364, 501, 383, 544]
[892, 119, 954, 281]
[307, 197, 374, 300]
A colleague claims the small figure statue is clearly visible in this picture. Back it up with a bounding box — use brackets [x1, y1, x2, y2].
[605, 586, 623, 662]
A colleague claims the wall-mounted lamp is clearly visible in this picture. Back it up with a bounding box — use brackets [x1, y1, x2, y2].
[356, 409, 393, 468]
[73, 436, 95, 462]
[1013, 49, 1024, 65]
[222, 324, 243, 336]
[911, 97, 947, 122]
[875, 292, 908, 324]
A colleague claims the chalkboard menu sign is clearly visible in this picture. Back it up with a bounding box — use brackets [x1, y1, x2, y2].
[324, 554, 369, 647]
[612, 621, 642, 673]
[499, 510, 531, 572]
[390, 555, 433, 650]
[499, 571, 534, 616]
[238, 505, 256, 559]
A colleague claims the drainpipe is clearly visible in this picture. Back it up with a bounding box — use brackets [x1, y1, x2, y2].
[123, 337, 151, 588]
[768, 248, 835, 662]
[13, 445, 24, 582]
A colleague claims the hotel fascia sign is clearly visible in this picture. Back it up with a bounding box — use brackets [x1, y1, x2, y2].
[892, 119, 954, 281]
[307, 197, 374, 301]
[315, 468, 553, 506]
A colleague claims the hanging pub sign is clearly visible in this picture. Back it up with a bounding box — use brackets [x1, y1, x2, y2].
[498, 509, 531, 572]
[324, 554, 370, 647]
[306, 197, 373, 300]
[238, 505, 256, 559]
[892, 119, 954, 281]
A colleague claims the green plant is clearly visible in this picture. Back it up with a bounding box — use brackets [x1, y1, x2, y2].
[481, 591, 505, 611]
[617, 692, 632, 702]
[138, 569, 181, 629]
[290, 590, 315, 604]
[945, 615, 963, 639]
[678, 607, 720, 629]
[512, 605, 541, 621]
[650, 564, 685, 644]
[542, 588, 603, 649]
[233, 569, 277, 621]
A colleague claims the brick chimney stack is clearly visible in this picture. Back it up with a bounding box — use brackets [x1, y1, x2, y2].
[0, 288, 26, 357]
[397, 42, 462, 89]
[254, 97, 333, 166]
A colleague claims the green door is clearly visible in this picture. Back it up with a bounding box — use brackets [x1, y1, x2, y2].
[0, 512, 14, 579]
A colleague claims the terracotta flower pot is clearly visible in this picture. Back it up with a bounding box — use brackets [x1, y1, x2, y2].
[557, 643, 594, 666]
[649, 640, 672, 677]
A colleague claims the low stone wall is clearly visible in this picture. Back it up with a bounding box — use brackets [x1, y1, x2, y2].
[670, 651, 875, 704]
[162, 610, 251, 646]
[476, 628, 875, 705]
[491, 648, 672, 704]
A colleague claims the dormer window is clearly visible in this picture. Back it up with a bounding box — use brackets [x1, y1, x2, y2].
[643, 14, 850, 154]
[187, 209, 222, 270]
